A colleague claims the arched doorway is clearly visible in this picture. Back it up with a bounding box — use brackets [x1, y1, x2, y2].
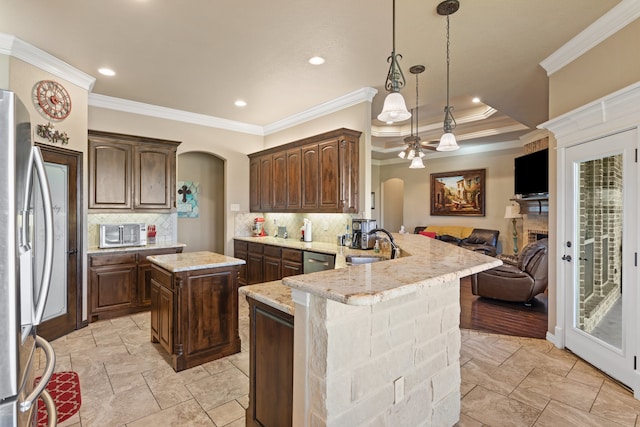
[381, 178, 404, 232]
[177, 152, 225, 252]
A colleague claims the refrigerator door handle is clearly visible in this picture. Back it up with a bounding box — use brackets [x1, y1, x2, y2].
[39, 388, 58, 427]
[19, 335, 56, 413]
[31, 146, 54, 325]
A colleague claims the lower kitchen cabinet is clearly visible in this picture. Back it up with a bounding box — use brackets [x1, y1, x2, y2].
[247, 297, 293, 427]
[89, 253, 137, 320]
[150, 262, 242, 372]
[234, 239, 304, 283]
[88, 246, 183, 322]
[281, 248, 303, 278]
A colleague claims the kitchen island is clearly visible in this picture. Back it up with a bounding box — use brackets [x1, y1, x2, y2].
[240, 232, 501, 427]
[147, 251, 245, 372]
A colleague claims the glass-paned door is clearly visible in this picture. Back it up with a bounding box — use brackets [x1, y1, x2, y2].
[563, 129, 637, 392]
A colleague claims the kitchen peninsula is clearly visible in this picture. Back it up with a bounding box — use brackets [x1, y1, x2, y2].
[240, 233, 501, 426]
[147, 251, 245, 372]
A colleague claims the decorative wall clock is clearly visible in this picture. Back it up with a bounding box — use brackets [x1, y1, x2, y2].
[32, 80, 72, 121]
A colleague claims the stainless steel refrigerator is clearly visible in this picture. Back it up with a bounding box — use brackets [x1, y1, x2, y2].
[0, 90, 57, 426]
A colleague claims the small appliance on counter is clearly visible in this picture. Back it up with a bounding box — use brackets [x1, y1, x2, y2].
[99, 223, 147, 248]
[351, 219, 377, 249]
[147, 225, 157, 244]
[252, 217, 267, 237]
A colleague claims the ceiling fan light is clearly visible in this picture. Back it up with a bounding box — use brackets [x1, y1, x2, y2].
[398, 150, 406, 159]
[437, 132, 459, 151]
[418, 149, 425, 158]
[377, 92, 411, 123]
[409, 157, 425, 169]
[407, 148, 416, 160]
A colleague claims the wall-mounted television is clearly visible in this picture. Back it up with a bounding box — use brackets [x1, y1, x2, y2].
[514, 148, 548, 197]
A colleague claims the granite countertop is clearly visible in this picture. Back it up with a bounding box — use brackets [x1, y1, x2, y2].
[239, 281, 294, 315]
[87, 242, 187, 254]
[147, 251, 245, 272]
[281, 233, 502, 306]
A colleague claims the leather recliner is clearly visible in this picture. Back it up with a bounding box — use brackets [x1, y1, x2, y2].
[413, 226, 499, 256]
[471, 238, 548, 304]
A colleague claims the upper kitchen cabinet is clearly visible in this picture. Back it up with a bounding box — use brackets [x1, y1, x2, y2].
[249, 128, 361, 213]
[89, 130, 181, 212]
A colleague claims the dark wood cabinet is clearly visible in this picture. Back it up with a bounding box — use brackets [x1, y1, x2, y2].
[249, 128, 361, 213]
[246, 297, 293, 427]
[259, 155, 273, 211]
[234, 240, 304, 283]
[286, 148, 302, 210]
[301, 143, 319, 210]
[272, 151, 287, 211]
[247, 243, 265, 285]
[88, 138, 132, 209]
[133, 143, 177, 210]
[281, 248, 303, 278]
[234, 240, 249, 286]
[88, 246, 183, 322]
[89, 130, 180, 212]
[89, 253, 137, 318]
[249, 157, 261, 212]
[150, 262, 242, 372]
[150, 266, 174, 355]
[263, 245, 282, 282]
[137, 247, 185, 307]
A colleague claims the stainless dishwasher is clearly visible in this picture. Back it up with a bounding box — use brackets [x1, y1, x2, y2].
[303, 251, 336, 274]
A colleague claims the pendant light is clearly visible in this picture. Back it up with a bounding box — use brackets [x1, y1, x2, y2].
[377, 0, 411, 123]
[437, 0, 460, 151]
[398, 65, 426, 168]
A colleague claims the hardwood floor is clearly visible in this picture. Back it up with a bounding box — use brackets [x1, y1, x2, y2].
[460, 276, 548, 339]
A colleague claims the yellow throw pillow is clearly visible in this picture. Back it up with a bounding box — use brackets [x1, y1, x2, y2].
[424, 225, 473, 239]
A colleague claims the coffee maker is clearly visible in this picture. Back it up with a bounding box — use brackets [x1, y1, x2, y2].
[351, 219, 377, 249]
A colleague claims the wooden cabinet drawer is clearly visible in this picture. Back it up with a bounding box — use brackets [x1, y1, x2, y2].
[234, 240, 248, 253]
[282, 248, 302, 263]
[248, 242, 264, 254]
[151, 264, 174, 290]
[90, 253, 137, 267]
[263, 245, 282, 258]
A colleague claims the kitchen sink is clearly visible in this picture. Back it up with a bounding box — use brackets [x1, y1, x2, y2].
[345, 254, 389, 265]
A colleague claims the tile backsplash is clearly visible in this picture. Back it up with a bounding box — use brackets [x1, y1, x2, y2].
[234, 212, 361, 243]
[88, 213, 177, 247]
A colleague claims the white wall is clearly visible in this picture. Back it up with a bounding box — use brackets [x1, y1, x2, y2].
[377, 147, 523, 253]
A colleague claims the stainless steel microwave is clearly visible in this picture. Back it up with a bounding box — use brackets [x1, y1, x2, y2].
[99, 223, 147, 248]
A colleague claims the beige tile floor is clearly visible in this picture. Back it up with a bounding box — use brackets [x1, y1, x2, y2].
[43, 296, 640, 427]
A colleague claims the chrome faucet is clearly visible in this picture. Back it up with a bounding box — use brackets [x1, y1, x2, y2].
[368, 228, 401, 259]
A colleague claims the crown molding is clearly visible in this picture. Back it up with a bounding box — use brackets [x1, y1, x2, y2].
[374, 139, 523, 167]
[0, 33, 95, 90]
[371, 106, 497, 138]
[540, 0, 640, 76]
[89, 93, 265, 135]
[539, 81, 640, 147]
[90, 87, 378, 136]
[262, 87, 377, 135]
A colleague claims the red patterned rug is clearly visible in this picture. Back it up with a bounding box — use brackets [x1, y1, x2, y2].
[35, 371, 81, 426]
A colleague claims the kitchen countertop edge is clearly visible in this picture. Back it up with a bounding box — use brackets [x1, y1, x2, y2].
[239, 281, 294, 316]
[147, 250, 245, 272]
[87, 242, 187, 254]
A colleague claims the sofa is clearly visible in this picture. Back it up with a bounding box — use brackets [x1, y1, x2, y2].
[470, 238, 548, 304]
[413, 225, 500, 256]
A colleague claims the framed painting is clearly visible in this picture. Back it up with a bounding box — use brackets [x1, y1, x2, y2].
[430, 169, 485, 216]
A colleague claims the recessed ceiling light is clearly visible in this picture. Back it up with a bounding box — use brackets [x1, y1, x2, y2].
[234, 100, 247, 107]
[98, 68, 116, 77]
[472, 97, 481, 103]
[308, 56, 325, 65]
